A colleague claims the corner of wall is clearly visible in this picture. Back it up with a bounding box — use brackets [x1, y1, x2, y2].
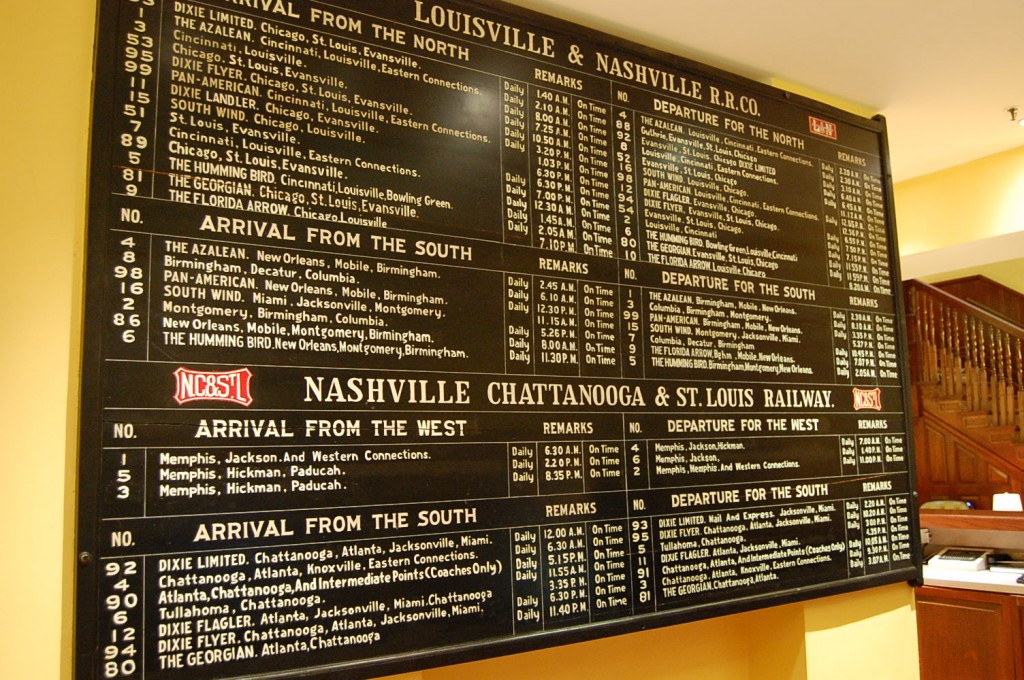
[1, 1, 99, 678]
[894, 145, 1024, 257]
[802, 584, 919, 680]
[746, 602, 807, 680]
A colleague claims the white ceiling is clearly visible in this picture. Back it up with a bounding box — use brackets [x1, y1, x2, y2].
[508, 0, 1024, 182]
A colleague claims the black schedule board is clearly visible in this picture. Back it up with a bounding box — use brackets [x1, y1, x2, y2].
[76, 0, 922, 678]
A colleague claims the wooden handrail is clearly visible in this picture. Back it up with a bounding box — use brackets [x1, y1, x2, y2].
[932, 275, 1024, 327]
[905, 280, 1023, 436]
[907, 280, 1024, 338]
[919, 508, 1024, 532]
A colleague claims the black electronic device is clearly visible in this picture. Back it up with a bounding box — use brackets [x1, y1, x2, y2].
[928, 547, 993, 571]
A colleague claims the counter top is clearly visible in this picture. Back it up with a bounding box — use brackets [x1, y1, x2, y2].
[920, 509, 1024, 531]
[923, 564, 1024, 595]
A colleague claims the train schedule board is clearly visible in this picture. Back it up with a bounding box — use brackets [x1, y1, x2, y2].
[75, 0, 922, 678]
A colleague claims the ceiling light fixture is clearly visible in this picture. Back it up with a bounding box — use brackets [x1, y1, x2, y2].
[1008, 106, 1024, 127]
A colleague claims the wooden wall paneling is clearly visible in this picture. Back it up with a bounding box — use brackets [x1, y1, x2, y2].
[934, 276, 1024, 328]
[915, 415, 1017, 508]
[916, 586, 1019, 680]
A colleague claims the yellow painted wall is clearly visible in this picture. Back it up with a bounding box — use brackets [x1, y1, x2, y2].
[1, 1, 93, 678]
[0, 1, 920, 678]
[893, 145, 1024, 290]
[917, 259, 1024, 293]
[400, 584, 918, 680]
[894, 145, 1024, 256]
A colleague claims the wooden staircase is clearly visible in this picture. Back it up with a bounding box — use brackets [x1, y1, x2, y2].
[905, 278, 1024, 509]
